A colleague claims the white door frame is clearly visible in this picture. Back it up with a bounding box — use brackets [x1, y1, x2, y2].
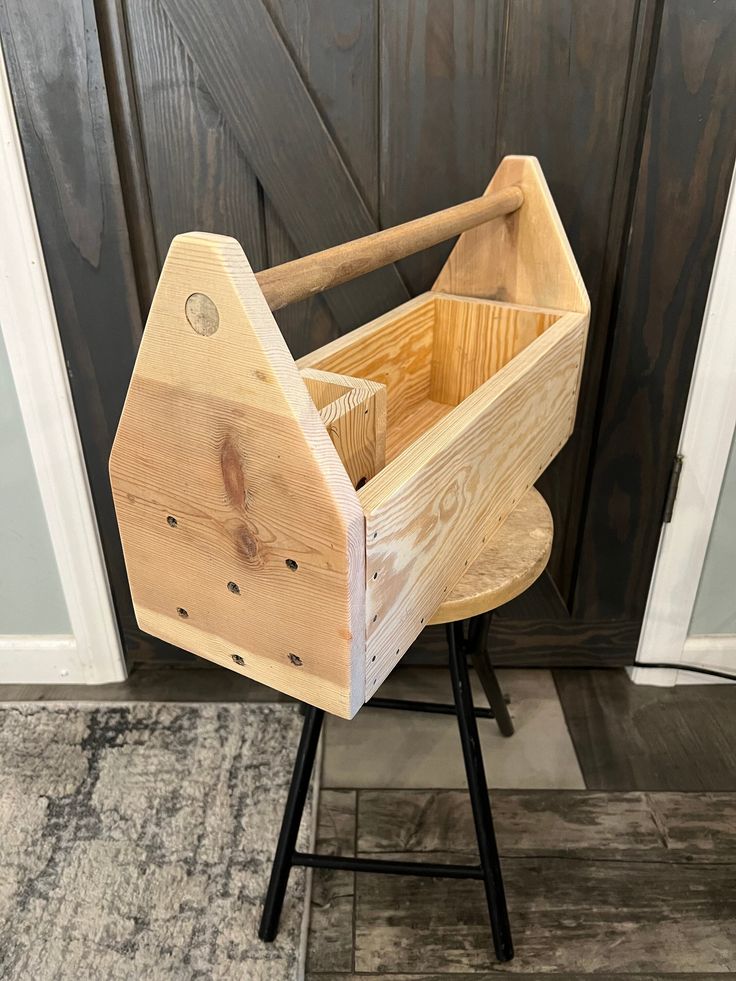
[0, 47, 125, 684]
[634, 160, 736, 686]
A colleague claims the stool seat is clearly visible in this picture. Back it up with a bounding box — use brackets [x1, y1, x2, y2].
[429, 488, 552, 625]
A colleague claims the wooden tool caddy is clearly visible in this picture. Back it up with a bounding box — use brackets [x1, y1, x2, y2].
[110, 156, 589, 717]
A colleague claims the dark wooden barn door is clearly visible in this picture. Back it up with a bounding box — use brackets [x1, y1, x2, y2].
[2, 0, 735, 668]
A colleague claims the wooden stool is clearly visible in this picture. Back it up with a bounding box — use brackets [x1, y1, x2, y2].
[259, 488, 553, 963]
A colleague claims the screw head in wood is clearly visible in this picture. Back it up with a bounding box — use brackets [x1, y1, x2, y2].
[232, 654, 245, 666]
[227, 581, 240, 595]
[167, 515, 178, 527]
[285, 559, 298, 571]
[176, 607, 188, 618]
[288, 653, 303, 666]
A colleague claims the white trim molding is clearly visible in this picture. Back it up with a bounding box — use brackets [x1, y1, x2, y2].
[634, 160, 736, 686]
[676, 636, 736, 686]
[0, 637, 87, 685]
[0, 48, 125, 684]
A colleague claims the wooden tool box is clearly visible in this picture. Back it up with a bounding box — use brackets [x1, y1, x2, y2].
[110, 156, 589, 718]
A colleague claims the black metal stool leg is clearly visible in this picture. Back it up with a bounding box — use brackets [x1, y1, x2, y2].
[259, 703, 324, 941]
[468, 613, 515, 737]
[447, 623, 514, 962]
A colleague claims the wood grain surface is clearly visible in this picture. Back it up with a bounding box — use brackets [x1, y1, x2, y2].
[306, 790, 356, 975]
[299, 295, 437, 436]
[429, 488, 552, 624]
[574, 0, 736, 620]
[353, 789, 736, 974]
[110, 233, 365, 717]
[156, 0, 409, 330]
[7, 0, 735, 674]
[362, 311, 586, 693]
[305, 786, 736, 977]
[494, 0, 642, 597]
[261, 0, 382, 353]
[379, 0, 505, 293]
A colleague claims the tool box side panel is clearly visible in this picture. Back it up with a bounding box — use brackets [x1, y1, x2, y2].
[109, 232, 366, 718]
[359, 310, 588, 695]
[433, 156, 590, 316]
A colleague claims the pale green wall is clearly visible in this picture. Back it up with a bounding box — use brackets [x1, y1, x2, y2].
[0, 329, 70, 633]
[690, 428, 736, 636]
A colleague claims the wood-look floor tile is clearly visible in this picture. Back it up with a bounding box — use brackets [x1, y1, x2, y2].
[353, 790, 736, 974]
[309, 974, 726, 979]
[306, 789, 356, 975]
[554, 668, 736, 790]
[357, 789, 736, 862]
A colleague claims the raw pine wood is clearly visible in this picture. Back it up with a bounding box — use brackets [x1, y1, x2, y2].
[110, 156, 589, 712]
[300, 368, 387, 489]
[256, 187, 523, 311]
[429, 488, 553, 624]
[298, 295, 437, 434]
[430, 295, 561, 406]
[361, 311, 587, 694]
[384, 399, 453, 465]
[353, 157, 589, 696]
[433, 156, 589, 315]
[110, 232, 365, 718]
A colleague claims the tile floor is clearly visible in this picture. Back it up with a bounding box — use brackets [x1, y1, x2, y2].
[323, 667, 584, 790]
[306, 665, 736, 978]
[5, 657, 736, 978]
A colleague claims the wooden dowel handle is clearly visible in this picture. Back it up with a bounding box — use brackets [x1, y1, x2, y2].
[255, 185, 523, 311]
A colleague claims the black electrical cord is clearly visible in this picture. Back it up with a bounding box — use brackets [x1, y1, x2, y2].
[632, 661, 736, 682]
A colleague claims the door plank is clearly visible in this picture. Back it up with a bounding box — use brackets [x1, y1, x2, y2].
[158, 0, 410, 330]
[0, 0, 157, 659]
[495, 0, 640, 598]
[125, 0, 266, 273]
[264, 0, 378, 216]
[573, 0, 736, 620]
[379, 0, 504, 294]
[259, 0, 381, 355]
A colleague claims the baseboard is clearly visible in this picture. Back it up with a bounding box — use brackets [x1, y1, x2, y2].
[678, 634, 736, 685]
[630, 634, 736, 687]
[0, 635, 86, 684]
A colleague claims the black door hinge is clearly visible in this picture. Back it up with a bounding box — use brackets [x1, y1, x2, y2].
[663, 454, 683, 523]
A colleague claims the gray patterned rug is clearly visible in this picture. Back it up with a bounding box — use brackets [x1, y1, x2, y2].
[0, 702, 313, 980]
